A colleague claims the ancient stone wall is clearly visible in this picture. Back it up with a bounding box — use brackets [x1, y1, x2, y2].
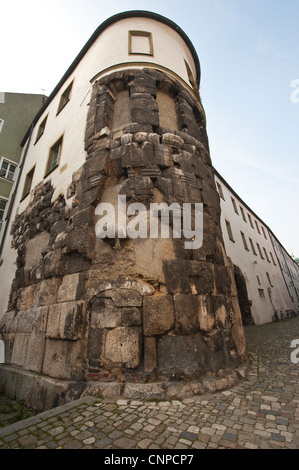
[0, 69, 247, 410]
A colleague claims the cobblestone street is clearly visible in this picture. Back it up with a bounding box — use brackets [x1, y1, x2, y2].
[0, 316, 298, 451]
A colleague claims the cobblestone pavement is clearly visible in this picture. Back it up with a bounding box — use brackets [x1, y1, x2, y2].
[0, 316, 298, 450]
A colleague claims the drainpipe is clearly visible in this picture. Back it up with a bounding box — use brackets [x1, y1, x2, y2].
[0, 123, 34, 258]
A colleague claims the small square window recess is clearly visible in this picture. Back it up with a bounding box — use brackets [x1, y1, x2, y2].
[128, 31, 153, 56]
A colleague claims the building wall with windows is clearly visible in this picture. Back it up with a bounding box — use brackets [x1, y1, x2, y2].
[215, 170, 299, 324]
[0, 92, 46, 232]
[0, 12, 202, 321]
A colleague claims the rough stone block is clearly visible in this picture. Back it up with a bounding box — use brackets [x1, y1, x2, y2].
[198, 295, 215, 332]
[104, 327, 142, 369]
[110, 288, 142, 307]
[121, 307, 142, 326]
[57, 273, 80, 303]
[174, 294, 200, 334]
[90, 298, 122, 328]
[192, 262, 215, 295]
[16, 285, 36, 311]
[121, 143, 146, 168]
[42, 338, 85, 381]
[87, 328, 104, 368]
[11, 333, 29, 367]
[162, 133, 184, 148]
[46, 301, 86, 340]
[17, 306, 48, 334]
[34, 278, 61, 307]
[143, 295, 174, 336]
[123, 382, 165, 400]
[25, 331, 46, 373]
[157, 334, 209, 380]
[162, 260, 191, 294]
[144, 336, 157, 373]
[215, 266, 232, 295]
[25, 232, 50, 268]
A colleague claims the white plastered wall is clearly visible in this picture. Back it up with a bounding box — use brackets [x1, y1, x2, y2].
[215, 176, 293, 325]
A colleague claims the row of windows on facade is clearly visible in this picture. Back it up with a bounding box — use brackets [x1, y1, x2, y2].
[224, 218, 277, 266]
[217, 181, 268, 240]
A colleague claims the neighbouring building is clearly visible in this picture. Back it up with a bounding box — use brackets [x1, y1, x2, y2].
[0, 92, 46, 234]
[215, 170, 299, 325]
[0, 11, 297, 411]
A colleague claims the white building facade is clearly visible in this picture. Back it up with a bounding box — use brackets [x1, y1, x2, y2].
[215, 170, 299, 325]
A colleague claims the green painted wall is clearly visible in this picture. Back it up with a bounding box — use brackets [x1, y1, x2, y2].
[0, 92, 46, 234]
[0, 92, 46, 163]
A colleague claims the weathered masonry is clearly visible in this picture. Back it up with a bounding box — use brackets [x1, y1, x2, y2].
[0, 11, 247, 410]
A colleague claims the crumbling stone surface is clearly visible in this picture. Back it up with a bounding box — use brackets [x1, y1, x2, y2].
[0, 68, 247, 411]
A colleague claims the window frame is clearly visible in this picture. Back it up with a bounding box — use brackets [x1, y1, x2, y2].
[231, 197, 239, 215]
[34, 115, 48, 144]
[216, 182, 225, 200]
[44, 134, 64, 178]
[57, 81, 74, 115]
[225, 219, 235, 242]
[0, 157, 17, 182]
[21, 165, 36, 201]
[240, 231, 250, 251]
[128, 31, 154, 56]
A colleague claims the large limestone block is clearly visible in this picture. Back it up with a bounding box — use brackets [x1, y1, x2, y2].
[34, 278, 61, 307]
[46, 301, 86, 340]
[42, 338, 85, 380]
[104, 327, 142, 369]
[143, 294, 174, 336]
[11, 333, 29, 367]
[90, 298, 122, 328]
[157, 334, 209, 380]
[174, 294, 200, 334]
[57, 273, 81, 303]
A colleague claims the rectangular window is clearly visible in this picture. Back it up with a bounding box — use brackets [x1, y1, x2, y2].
[0, 118, 4, 133]
[57, 81, 73, 115]
[45, 135, 63, 177]
[216, 182, 225, 200]
[255, 220, 261, 234]
[266, 272, 273, 287]
[270, 251, 277, 266]
[129, 31, 153, 56]
[263, 247, 271, 263]
[258, 288, 265, 298]
[0, 159, 17, 181]
[247, 213, 254, 229]
[240, 232, 249, 251]
[256, 242, 264, 259]
[261, 226, 267, 239]
[0, 198, 7, 221]
[35, 115, 48, 143]
[249, 238, 257, 255]
[21, 166, 35, 200]
[240, 206, 247, 222]
[231, 197, 239, 214]
[257, 275, 261, 286]
[225, 219, 235, 242]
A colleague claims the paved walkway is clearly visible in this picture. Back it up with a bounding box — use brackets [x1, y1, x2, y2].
[0, 317, 299, 450]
